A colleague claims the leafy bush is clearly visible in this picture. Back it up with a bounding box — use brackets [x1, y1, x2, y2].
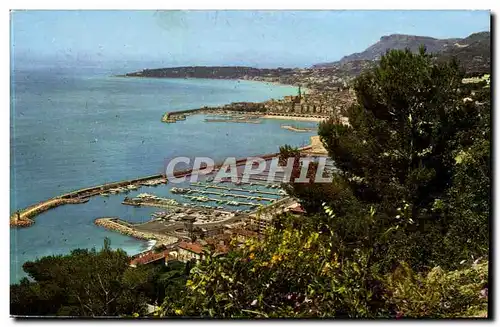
[385, 260, 488, 318]
[161, 215, 387, 318]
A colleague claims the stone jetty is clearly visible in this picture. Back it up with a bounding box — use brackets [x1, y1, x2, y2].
[94, 217, 178, 246]
[10, 197, 89, 228]
[10, 174, 166, 228]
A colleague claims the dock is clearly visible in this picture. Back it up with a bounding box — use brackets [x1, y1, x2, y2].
[94, 217, 178, 246]
[11, 146, 320, 228]
[10, 175, 167, 228]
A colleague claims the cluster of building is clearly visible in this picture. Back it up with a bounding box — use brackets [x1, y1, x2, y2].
[128, 200, 307, 268]
[129, 226, 259, 267]
[161, 69, 358, 124]
[238, 64, 365, 91]
[264, 86, 355, 117]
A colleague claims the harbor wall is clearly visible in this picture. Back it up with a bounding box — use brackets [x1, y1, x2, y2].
[10, 149, 315, 228]
[94, 217, 178, 246]
[10, 174, 165, 228]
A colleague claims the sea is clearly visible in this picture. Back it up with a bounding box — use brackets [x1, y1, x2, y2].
[10, 65, 318, 284]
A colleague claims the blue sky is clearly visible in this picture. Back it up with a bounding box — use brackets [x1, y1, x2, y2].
[11, 10, 490, 69]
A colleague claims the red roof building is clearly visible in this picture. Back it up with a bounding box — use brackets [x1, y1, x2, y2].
[130, 249, 170, 267]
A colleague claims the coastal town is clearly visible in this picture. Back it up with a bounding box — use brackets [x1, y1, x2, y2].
[160, 85, 354, 125]
[9, 8, 492, 318]
[11, 139, 328, 268]
[11, 64, 490, 272]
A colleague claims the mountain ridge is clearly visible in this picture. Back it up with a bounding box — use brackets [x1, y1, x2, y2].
[312, 31, 490, 72]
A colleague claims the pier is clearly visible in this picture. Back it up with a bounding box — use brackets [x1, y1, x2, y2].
[11, 144, 318, 228]
[172, 188, 276, 202]
[10, 197, 89, 227]
[189, 182, 286, 196]
[94, 217, 178, 246]
[10, 175, 167, 228]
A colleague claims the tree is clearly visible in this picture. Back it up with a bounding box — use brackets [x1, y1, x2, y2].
[295, 48, 489, 271]
[11, 239, 152, 317]
[160, 213, 385, 318]
[158, 48, 490, 318]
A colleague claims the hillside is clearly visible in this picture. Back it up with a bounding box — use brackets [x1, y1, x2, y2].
[313, 31, 490, 74]
[124, 66, 295, 79]
[436, 31, 491, 75]
[124, 32, 490, 91]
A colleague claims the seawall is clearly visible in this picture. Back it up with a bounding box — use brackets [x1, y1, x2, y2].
[94, 217, 178, 246]
[11, 149, 315, 229]
[10, 174, 166, 228]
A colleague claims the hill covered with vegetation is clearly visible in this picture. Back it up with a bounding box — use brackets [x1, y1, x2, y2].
[313, 31, 490, 75]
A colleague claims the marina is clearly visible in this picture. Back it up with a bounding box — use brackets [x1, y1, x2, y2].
[10, 174, 168, 227]
[9, 64, 314, 285]
[10, 146, 322, 228]
[188, 183, 286, 195]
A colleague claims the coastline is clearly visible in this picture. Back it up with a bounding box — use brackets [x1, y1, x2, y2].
[11, 70, 325, 284]
[116, 74, 302, 90]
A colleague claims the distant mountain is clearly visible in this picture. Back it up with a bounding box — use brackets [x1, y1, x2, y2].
[436, 32, 491, 75]
[313, 31, 490, 74]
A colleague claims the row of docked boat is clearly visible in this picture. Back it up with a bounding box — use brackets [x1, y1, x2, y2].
[140, 178, 167, 187]
[170, 187, 192, 194]
[181, 194, 265, 208]
[102, 184, 140, 196]
[190, 182, 286, 196]
[130, 193, 181, 206]
[204, 176, 283, 189]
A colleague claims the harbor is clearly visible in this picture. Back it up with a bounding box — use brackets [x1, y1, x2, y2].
[10, 137, 328, 270]
[10, 150, 300, 227]
[89, 156, 309, 248]
[10, 175, 167, 227]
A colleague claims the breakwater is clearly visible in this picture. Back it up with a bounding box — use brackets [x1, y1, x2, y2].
[162, 107, 221, 123]
[10, 175, 167, 228]
[94, 217, 178, 246]
[11, 147, 315, 229]
[60, 175, 166, 199]
[10, 197, 89, 227]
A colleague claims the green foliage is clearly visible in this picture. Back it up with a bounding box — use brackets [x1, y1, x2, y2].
[385, 261, 488, 318]
[158, 48, 490, 318]
[160, 215, 386, 318]
[10, 239, 186, 317]
[303, 48, 490, 271]
[160, 211, 488, 318]
[12, 48, 490, 318]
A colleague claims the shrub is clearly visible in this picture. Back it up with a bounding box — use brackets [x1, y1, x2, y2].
[385, 260, 488, 318]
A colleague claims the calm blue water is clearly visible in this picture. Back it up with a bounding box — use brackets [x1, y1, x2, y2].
[10, 67, 317, 283]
